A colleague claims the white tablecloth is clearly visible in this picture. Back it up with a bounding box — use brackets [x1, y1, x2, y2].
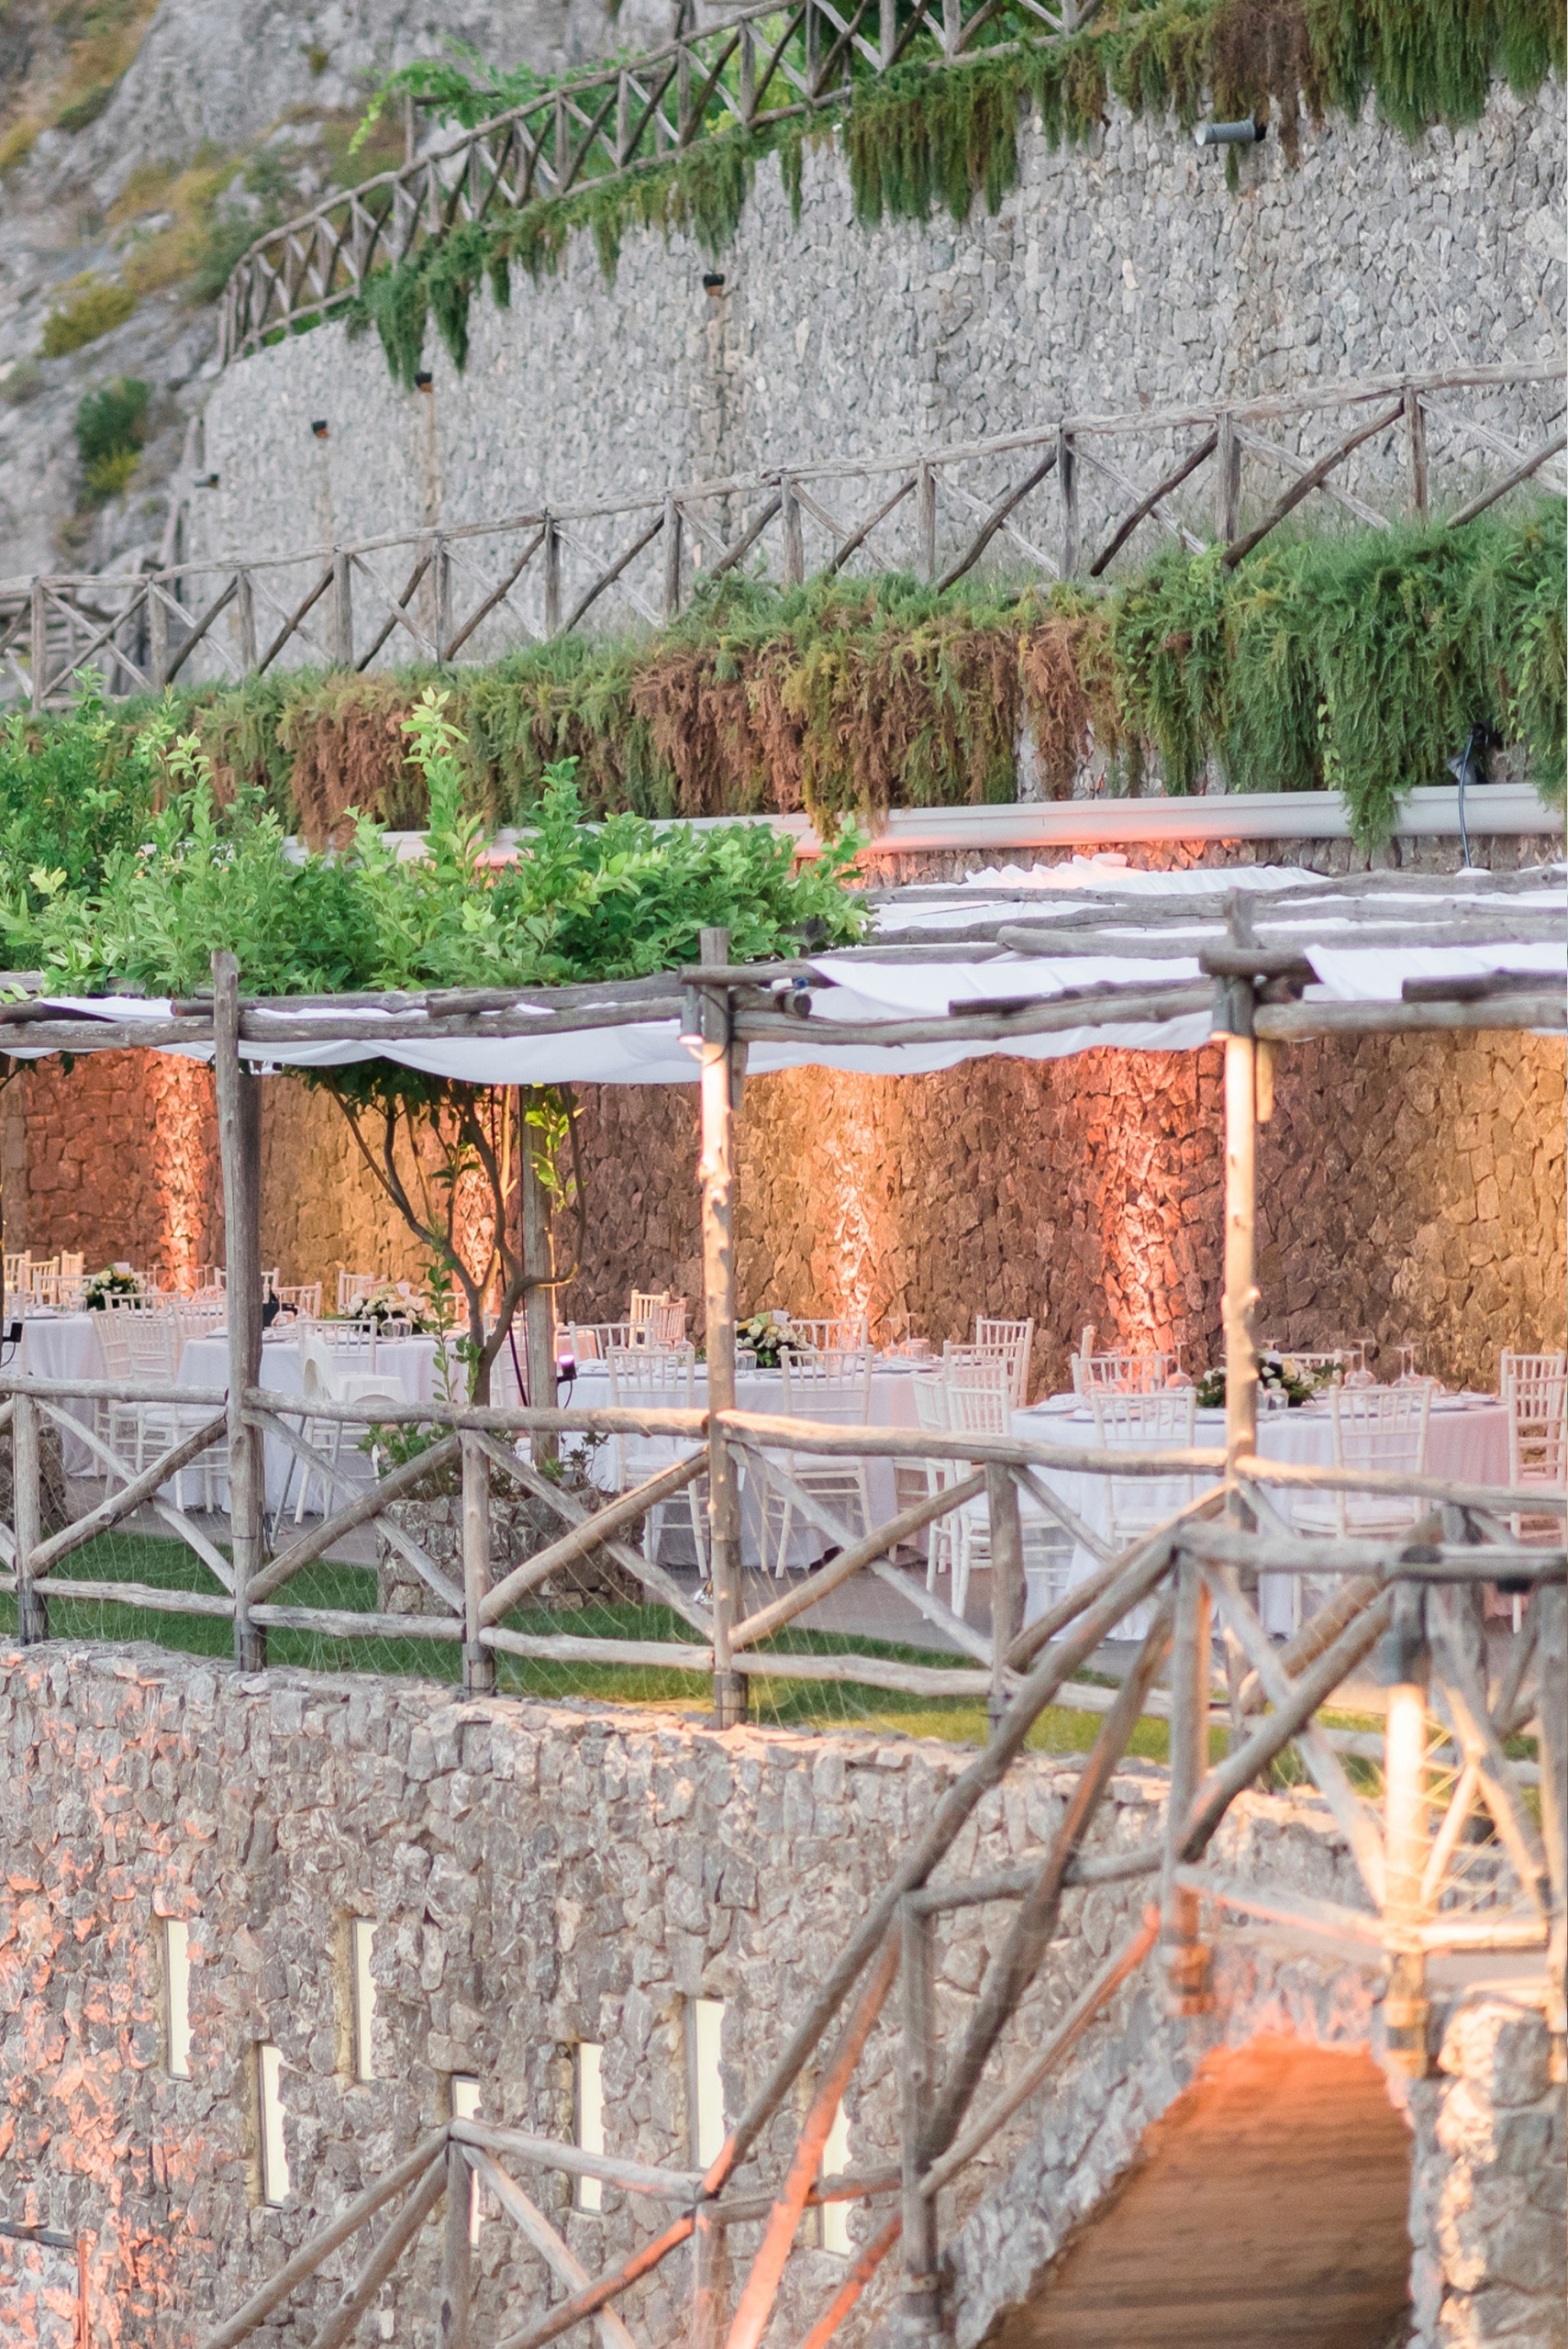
[21, 1314, 110, 1472]
[1013, 1395, 1512, 1632]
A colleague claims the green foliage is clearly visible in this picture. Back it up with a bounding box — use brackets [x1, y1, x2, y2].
[75, 374, 149, 470]
[1113, 505, 1568, 839]
[40, 274, 136, 355]
[329, 0, 1564, 380]
[0, 689, 868, 996]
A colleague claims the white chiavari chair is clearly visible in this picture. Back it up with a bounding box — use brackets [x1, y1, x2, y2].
[758, 1351, 873, 1577]
[973, 1317, 1034, 1408]
[274, 1282, 322, 1320]
[1291, 1386, 1432, 1543]
[942, 1358, 1014, 1616]
[1088, 1388, 1197, 1551]
[568, 1322, 631, 1364]
[337, 1270, 388, 1314]
[605, 1344, 707, 1569]
[909, 1372, 958, 1592]
[1500, 1351, 1567, 1542]
[1072, 1349, 1173, 1397]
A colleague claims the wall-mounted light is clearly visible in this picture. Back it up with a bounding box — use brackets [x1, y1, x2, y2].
[1194, 119, 1265, 147]
[414, 370, 433, 391]
[195, 472, 219, 488]
[310, 418, 329, 440]
[702, 273, 726, 295]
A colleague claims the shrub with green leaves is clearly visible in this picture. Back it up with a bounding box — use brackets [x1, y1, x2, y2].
[74, 375, 150, 502]
[40, 275, 137, 356]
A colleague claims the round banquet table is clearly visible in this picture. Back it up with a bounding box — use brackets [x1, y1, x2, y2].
[1012, 1393, 1512, 1632]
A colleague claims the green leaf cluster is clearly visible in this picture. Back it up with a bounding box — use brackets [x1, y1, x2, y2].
[0, 689, 869, 997]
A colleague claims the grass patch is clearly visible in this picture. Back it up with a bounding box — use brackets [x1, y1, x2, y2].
[0, 1530, 1185, 1753]
[40, 273, 136, 354]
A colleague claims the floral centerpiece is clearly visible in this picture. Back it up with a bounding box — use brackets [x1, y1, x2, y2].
[340, 1282, 438, 1334]
[83, 1267, 139, 1311]
[737, 1310, 816, 1370]
[1195, 1352, 1329, 1410]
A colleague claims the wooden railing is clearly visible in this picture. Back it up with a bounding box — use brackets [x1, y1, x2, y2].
[217, 0, 1101, 362]
[1, 365, 1561, 713]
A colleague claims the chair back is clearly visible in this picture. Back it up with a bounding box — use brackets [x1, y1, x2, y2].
[124, 1311, 179, 1385]
[4, 1252, 28, 1293]
[1501, 1351, 1567, 1489]
[1270, 1349, 1350, 1386]
[94, 1311, 133, 1380]
[1089, 1387, 1196, 1450]
[568, 1321, 630, 1364]
[973, 1316, 1034, 1407]
[944, 1356, 1011, 1441]
[912, 1374, 951, 1435]
[1331, 1385, 1431, 1479]
[321, 1319, 379, 1368]
[173, 1303, 225, 1359]
[780, 1350, 873, 1427]
[276, 1282, 322, 1321]
[1071, 1350, 1171, 1397]
[606, 1343, 697, 1412]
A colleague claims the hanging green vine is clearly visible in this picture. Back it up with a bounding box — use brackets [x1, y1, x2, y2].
[340, 0, 1562, 389]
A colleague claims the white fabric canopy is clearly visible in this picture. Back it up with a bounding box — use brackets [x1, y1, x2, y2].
[10, 860, 1563, 1085]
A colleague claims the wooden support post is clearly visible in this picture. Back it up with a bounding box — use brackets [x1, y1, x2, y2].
[148, 581, 168, 691]
[663, 494, 684, 619]
[1535, 1584, 1567, 2069]
[331, 551, 354, 667]
[698, 926, 746, 1729]
[940, 0, 961, 58]
[737, 29, 755, 124]
[1405, 384, 1429, 521]
[1058, 428, 1078, 579]
[438, 2137, 473, 2349]
[1215, 410, 1240, 543]
[917, 464, 936, 584]
[805, 0, 822, 93]
[880, 0, 897, 65]
[781, 480, 804, 588]
[554, 91, 569, 188]
[678, 41, 694, 140]
[29, 580, 46, 713]
[1220, 981, 1258, 1491]
[433, 534, 452, 660]
[521, 1100, 557, 1465]
[689, 2204, 730, 2349]
[617, 70, 633, 162]
[214, 950, 266, 1670]
[236, 569, 258, 673]
[544, 520, 562, 638]
[986, 1464, 1022, 1740]
[898, 1897, 941, 2343]
[1382, 1580, 1432, 2077]
[1162, 1555, 1211, 2013]
[462, 1434, 495, 1698]
[13, 1391, 45, 1644]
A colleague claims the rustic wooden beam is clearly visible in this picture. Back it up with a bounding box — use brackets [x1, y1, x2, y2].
[306, 2156, 448, 2349]
[28, 1415, 228, 1578]
[477, 1451, 704, 1624]
[1447, 429, 1568, 529]
[451, 2117, 702, 2199]
[726, 1468, 986, 1649]
[466, 2149, 638, 2349]
[1221, 398, 1405, 565]
[247, 1434, 462, 1605]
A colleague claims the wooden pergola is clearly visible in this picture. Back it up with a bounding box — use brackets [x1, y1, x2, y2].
[0, 859, 1562, 2346]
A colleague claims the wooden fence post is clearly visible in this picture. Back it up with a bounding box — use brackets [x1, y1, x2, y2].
[663, 494, 684, 619]
[898, 1898, 941, 2343]
[880, 0, 897, 66]
[985, 1464, 1023, 1739]
[1382, 1578, 1431, 2076]
[544, 520, 562, 638]
[521, 1108, 557, 1465]
[148, 580, 168, 691]
[433, 533, 452, 660]
[738, 27, 756, 122]
[331, 551, 354, 667]
[235, 569, 258, 674]
[1162, 1554, 1211, 2013]
[461, 1434, 495, 1698]
[1058, 427, 1078, 579]
[689, 2204, 730, 2349]
[917, 464, 936, 584]
[781, 481, 804, 588]
[698, 925, 746, 1728]
[29, 581, 46, 713]
[214, 950, 267, 1670]
[13, 1391, 46, 1644]
[438, 2135, 471, 2348]
[1215, 410, 1240, 543]
[1536, 1585, 1567, 2069]
[1404, 384, 1429, 520]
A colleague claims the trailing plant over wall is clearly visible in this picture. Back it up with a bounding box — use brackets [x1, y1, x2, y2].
[336, 0, 1562, 386]
[8, 508, 1561, 857]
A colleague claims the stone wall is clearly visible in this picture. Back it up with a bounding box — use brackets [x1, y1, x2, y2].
[7, 1023, 1563, 1397]
[0, 1645, 1562, 2346]
[187, 80, 1564, 658]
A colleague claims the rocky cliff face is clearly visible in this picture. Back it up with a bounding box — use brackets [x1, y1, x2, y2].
[0, 0, 673, 580]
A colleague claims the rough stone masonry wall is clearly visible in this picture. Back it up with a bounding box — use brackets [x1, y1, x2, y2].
[188, 81, 1563, 651]
[7, 1027, 1563, 1397]
[1, 1645, 1562, 2347]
